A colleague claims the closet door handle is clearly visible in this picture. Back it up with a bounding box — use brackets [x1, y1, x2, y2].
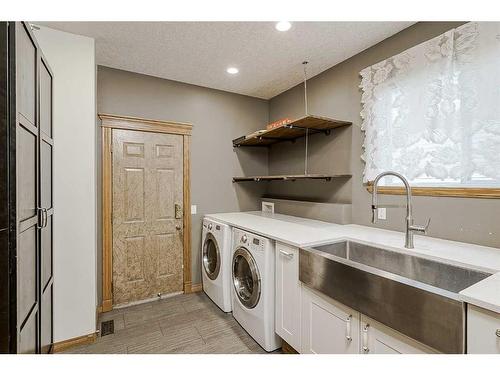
[279, 249, 294, 259]
[362, 323, 370, 353]
[345, 314, 352, 342]
[43, 208, 48, 228]
[37, 208, 44, 229]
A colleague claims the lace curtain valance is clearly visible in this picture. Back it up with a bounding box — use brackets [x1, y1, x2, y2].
[360, 22, 500, 187]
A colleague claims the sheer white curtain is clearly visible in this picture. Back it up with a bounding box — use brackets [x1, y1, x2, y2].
[360, 22, 500, 187]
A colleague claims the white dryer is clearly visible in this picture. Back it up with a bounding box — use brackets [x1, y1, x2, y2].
[201, 217, 232, 312]
[231, 228, 281, 352]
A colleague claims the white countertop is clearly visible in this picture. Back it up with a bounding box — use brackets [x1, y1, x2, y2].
[206, 211, 500, 314]
[460, 273, 500, 314]
[206, 211, 344, 248]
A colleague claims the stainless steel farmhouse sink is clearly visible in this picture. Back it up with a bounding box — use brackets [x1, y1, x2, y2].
[299, 240, 492, 353]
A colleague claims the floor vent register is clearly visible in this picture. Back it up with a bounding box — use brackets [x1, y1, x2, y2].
[100, 320, 114, 336]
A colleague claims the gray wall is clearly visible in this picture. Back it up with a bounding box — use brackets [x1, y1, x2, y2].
[96, 22, 500, 305]
[96, 66, 269, 301]
[267, 22, 500, 249]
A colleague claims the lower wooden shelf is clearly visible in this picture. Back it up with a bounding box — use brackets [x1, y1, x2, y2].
[232, 174, 351, 183]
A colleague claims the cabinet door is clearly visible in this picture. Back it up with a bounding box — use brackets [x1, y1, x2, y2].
[275, 242, 301, 351]
[360, 315, 438, 354]
[467, 305, 500, 354]
[301, 285, 360, 354]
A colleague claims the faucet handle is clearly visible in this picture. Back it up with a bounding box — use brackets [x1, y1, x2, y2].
[410, 218, 431, 234]
[424, 218, 431, 232]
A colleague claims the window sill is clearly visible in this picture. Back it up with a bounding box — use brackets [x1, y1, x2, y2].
[365, 184, 500, 199]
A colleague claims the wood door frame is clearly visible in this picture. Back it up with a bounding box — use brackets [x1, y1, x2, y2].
[99, 114, 193, 313]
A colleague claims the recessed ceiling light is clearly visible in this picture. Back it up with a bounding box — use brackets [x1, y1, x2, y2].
[226, 67, 239, 75]
[275, 21, 292, 32]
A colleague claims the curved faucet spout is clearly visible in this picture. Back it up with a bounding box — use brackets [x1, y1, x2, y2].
[371, 171, 428, 249]
[372, 171, 412, 222]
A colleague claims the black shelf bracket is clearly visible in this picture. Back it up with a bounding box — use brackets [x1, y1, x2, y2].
[284, 124, 332, 136]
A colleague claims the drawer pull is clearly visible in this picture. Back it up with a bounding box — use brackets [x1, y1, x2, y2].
[345, 314, 352, 342]
[362, 324, 370, 353]
[279, 249, 294, 258]
[496, 329, 500, 338]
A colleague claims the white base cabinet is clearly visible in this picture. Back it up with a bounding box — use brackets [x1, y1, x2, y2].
[467, 305, 500, 354]
[299, 286, 436, 354]
[301, 285, 360, 354]
[275, 242, 301, 351]
[360, 315, 438, 354]
[274, 243, 441, 354]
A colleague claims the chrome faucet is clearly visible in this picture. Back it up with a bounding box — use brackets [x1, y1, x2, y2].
[371, 171, 430, 249]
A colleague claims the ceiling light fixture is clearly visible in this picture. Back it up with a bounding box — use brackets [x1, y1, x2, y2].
[275, 21, 292, 32]
[226, 67, 239, 75]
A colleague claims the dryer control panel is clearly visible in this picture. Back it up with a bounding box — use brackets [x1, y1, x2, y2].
[203, 218, 223, 233]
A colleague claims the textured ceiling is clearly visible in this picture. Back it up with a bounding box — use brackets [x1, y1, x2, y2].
[38, 22, 414, 99]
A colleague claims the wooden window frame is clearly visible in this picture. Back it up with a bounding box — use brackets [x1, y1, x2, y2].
[99, 113, 194, 313]
[365, 183, 500, 199]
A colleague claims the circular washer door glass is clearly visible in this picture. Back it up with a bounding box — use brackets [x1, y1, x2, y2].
[232, 247, 260, 309]
[203, 234, 220, 280]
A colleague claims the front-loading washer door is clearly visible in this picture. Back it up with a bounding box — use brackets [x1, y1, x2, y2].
[203, 233, 220, 280]
[232, 247, 261, 309]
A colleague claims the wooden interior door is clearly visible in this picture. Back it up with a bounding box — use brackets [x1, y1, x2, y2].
[15, 22, 39, 354]
[112, 129, 184, 306]
[38, 54, 53, 354]
[13, 22, 54, 354]
[0, 22, 9, 353]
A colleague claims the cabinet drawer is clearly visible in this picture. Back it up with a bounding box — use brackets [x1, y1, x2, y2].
[467, 305, 500, 354]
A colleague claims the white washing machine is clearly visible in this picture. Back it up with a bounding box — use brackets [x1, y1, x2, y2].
[231, 228, 281, 352]
[201, 217, 232, 312]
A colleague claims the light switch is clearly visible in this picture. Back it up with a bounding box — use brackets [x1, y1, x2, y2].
[377, 207, 387, 220]
[191, 205, 197, 215]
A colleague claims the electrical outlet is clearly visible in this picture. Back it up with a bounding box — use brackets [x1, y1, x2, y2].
[261, 201, 274, 214]
[191, 205, 197, 215]
[377, 207, 387, 220]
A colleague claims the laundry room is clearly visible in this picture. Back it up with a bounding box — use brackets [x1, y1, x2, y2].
[2, 1, 500, 374]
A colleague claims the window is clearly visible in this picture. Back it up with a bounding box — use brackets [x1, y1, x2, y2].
[360, 22, 500, 193]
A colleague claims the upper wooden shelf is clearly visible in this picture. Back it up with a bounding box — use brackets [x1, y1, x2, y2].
[232, 115, 352, 147]
[232, 173, 352, 183]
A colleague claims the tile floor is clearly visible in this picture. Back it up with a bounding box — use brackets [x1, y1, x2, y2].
[62, 292, 278, 354]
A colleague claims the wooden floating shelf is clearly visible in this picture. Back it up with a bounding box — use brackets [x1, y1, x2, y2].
[232, 115, 352, 147]
[232, 174, 352, 183]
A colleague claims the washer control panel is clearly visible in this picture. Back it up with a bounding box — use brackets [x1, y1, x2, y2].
[234, 228, 267, 252]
